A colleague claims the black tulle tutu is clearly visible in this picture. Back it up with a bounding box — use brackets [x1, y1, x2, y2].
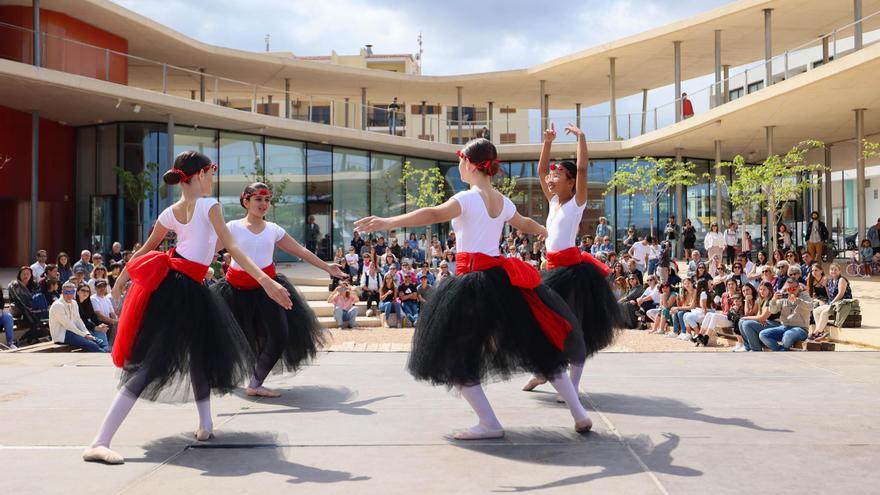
[542, 263, 623, 357]
[211, 273, 324, 373]
[407, 267, 578, 386]
[120, 270, 255, 402]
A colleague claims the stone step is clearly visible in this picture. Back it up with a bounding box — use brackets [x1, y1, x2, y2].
[318, 316, 382, 328]
[298, 285, 331, 301]
[310, 300, 375, 317]
[290, 276, 330, 287]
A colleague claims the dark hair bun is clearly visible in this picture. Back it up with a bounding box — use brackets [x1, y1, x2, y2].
[163, 169, 182, 185]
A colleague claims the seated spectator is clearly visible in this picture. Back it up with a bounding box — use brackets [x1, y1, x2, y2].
[328, 281, 358, 329]
[0, 289, 16, 349]
[444, 250, 457, 275]
[90, 279, 118, 341]
[579, 235, 593, 253]
[381, 253, 399, 274]
[417, 262, 435, 286]
[121, 250, 133, 266]
[221, 252, 232, 275]
[687, 250, 703, 278]
[345, 247, 361, 283]
[203, 267, 217, 288]
[599, 236, 614, 253]
[30, 249, 49, 282]
[108, 241, 123, 263]
[612, 276, 628, 300]
[727, 262, 749, 286]
[398, 276, 420, 326]
[667, 265, 682, 287]
[618, 274, 645, 328]
[697, 279, 740, 348]
[430, 239, 444, 267]
[811, 263, 852, 339]
[787, 265, 806, 286]
[608, 263, 626, 285]
[590, 237, 602, 256]
[378, 273, 403, 328]
[75, 284, 109, 348]
[682, 279, 714, 342]
[88, 266, 109, 293]
[625, 260, 644, 285]
[39, 264, 61, 295]
[92, 253, 104, 268]
[758, 264, 776, 287]
[759, 278, 811, 351]
[7, 266, 46, 321]
[361, 263, 382, 317]
[806, 263, 829, 304]
[635, 275, 661, 312]
[668, 278, 697, 340]
[399, 259, 418, 285]
[41, 279, 61, 306]
[417, 274, 434, 308]
[70, 266, 87, 288]
[737, 253, 755, 278]
[647, 283, 678, 334]
[800, 252, 815, 276]
[56, 252, 73, 283]
[694, 262, 712, 283]
[437, 261, 453, 285]
[108, 262, 123, 288]
[738, 281, 778, 352]
[48, 282, 109, 352]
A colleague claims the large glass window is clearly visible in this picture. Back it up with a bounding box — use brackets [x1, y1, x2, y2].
[403, 158, 438, 241]
[685, 160, 712, 250]
[307, 143, 333, 260]
[370, 153, 405, 220]
[587, 159, 616, 246]
[508, 161, 545, 222]
[265, 138, 306, 261]
[332, 147, 369, 255]
[615, 159, 658, 242]
[121, 123, 166, 246]
[218, 132, 261, 222]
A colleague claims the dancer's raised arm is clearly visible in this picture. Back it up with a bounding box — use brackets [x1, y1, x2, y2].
[537, 122, 556, 202]
[509, 212, 548, 239]
[564, 124, 589, 207]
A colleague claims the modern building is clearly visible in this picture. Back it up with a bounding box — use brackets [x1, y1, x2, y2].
[1, 0, 879, 265]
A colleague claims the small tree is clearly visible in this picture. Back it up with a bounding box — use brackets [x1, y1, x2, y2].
[116, 162, 158, 242]
[716, 140, 825, 251]
[239, 158, 291, 212]
[604, 157, 699, 237]
[400, 161, 446, 208]
[492, 175, 524, 203]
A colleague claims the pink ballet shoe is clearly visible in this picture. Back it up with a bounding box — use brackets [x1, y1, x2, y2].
[522, 376, 547, 391]
[82, 446, 124, 465]
[246, 386, 281, 398]
[194, 428, 214, 441]
[452, 425, 505, 440]
[575, 417, 593, 433]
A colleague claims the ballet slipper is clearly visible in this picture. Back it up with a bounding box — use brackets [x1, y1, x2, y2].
[82, 446, 125, 465]
[452, 425, 505, 440]
[194, 428, 214, 441]
[246, 386, 281, 398]
[521, 376, 547, 391]
[556, 394, 565, 403]
[575, 417, 593, 433]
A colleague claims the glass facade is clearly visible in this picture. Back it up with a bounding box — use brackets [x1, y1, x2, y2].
[72, 122, 811, 262]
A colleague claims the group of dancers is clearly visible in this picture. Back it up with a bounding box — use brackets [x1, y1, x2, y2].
[82, 124, 621, 464]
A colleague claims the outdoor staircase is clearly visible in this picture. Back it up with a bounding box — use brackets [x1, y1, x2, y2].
[290, 274, 387, 329]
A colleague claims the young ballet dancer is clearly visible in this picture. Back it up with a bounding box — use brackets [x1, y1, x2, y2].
[82, 151, 292, 465]
[355, 138, 592, 440]
[212, 182, 346, 398]
[522, 123, 621, 395]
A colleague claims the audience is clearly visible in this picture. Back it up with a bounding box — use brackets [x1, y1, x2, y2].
[759, 278, 811, 351]
[48, 282, 109, 352]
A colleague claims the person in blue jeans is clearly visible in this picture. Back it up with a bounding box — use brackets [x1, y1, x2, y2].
[47, 282, 109, 352]
[737, 281, 778, 351]
[759, 278, 811, 351]
[378, 273, 403, 328]
[0, 289, 15, 349]
[398, 279, 420, 326]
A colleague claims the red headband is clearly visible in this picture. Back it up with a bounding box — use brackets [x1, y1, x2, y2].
[456, 150, 502, 177]
[174, 163, 218, 183]
[241, 188, 272, 202]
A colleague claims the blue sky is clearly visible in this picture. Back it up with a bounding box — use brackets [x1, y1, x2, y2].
[112, 0, 734, 75]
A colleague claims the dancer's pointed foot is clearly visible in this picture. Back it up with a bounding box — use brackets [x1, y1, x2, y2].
[246, 386, 281, 398]
[575, 417, 593, 433]
[452, 424, 505, 440]
[194, 428, 214, 441]
[522, 376, 547, 392]
[82, 445, 124, 465]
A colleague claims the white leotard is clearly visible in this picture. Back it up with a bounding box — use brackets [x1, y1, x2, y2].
[545, 195, 587, 252]
[228, 219, 286, 270]
[157, 197, 219, 266]
[450, 190, 517, 256]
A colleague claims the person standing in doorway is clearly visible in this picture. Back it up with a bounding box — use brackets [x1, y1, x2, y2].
[305, 215, 320, 254]
[664, 215, 681, 259]
[388, 97, 401, 135]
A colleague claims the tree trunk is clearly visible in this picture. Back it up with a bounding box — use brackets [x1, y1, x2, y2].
[766, 191, 777, 253]
[136, 200, 143, 243]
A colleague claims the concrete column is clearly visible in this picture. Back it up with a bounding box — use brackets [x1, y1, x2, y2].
[854, 0, 864, 51]
[30, 111, 39, 259]
[722, 65, 730, 103]
[360, 87, 367, 130]
[543, 93, 550, 132]
[32, 0, 41, 67]
[766, 125, 775, 156]
[764, 9, 773, 86]
[457, 86, 463, 144]
[714, 30, 722, 108]
[487, 101, 493, 140]
[765, 126, 775, 246]
[608, 59, 617, 139]
[640, 89, 648, 133]
[675, 147, 684, 223]
[673, 42, 682, 122]
[199, 68, 205, 102]
[575, 103, 581, 129]
[284, 78, 291, 119]
[421, 100, 427, 139]
[856, 108, 867, 240]
[824, 146, 833, 231]
[344, 97, 349, 128]
[539, 80, 546, 130]
[715, 140, 723, 224]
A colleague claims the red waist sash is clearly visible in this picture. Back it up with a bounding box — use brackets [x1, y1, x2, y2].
[546, 247, 611, 277]
[112, 249, 208, 368]
[226, 265, 276, 290]
[456, 252, 571, 350]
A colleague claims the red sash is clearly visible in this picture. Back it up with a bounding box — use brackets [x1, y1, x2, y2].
[546, 247, 611, 277]
[225, 265, 276, 290]
[112, 250, 208, 368]
[456, 252, 571, 350]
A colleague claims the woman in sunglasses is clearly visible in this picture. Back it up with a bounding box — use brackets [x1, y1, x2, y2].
[356, 138, 589, 440]
[83, 151, 293, 466]
[212, 182, 345, 399]
[522, 122, 620, 400]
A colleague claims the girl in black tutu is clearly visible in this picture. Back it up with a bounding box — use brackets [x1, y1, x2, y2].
[82, 151, 292, 465]
[355, 138, 592, 440]
[522, 123, 621, 396]
[212, 182, 345, 398]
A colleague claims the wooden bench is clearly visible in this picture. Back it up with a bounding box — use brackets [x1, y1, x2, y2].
[713, 326, 834, 351]
[13, 342, 80, 353]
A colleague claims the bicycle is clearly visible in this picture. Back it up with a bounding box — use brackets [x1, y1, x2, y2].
[821, 241, 840, 263]
[845, 252, 874, 278]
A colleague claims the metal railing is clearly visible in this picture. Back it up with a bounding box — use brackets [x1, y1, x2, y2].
[1, 10, 878, 145]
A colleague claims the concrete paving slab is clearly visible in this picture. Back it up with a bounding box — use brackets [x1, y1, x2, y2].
[3, 351, 880, 494]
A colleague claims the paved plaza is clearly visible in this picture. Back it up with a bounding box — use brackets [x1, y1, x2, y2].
[3, 350, 880, 494]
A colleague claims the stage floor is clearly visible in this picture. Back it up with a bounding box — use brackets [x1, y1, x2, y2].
[3, 351, 880, 494]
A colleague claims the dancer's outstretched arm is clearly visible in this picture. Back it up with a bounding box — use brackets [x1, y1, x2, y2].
[564, 124, 589, 207]
[276, 234, 347, 279]
[536, 123, 556, 202]
[355, 198, 462, 234]
[509, 212, 548, 238]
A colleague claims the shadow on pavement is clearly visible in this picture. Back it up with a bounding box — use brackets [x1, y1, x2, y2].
[130, 431, 370, 485]
[456, 431, 700, 492]
[218, 385, 403, 417]
[530, 391, 792, 433]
